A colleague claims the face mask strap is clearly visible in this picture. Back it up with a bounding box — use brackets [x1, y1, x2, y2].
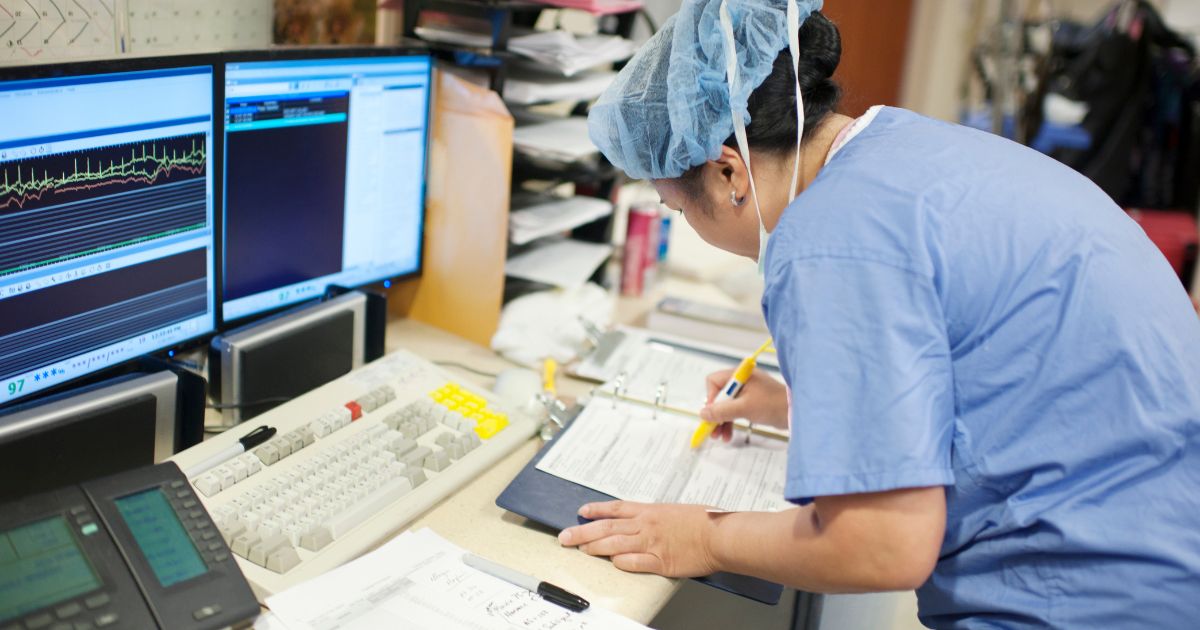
[718, 1, 764, 229]
[786, 0, 805, 204]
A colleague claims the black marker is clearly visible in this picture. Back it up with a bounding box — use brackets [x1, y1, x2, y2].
[184, 425, 276, 478]
[463, 553, 590, 612]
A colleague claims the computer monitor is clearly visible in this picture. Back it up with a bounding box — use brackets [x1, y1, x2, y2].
[0, 59, 218, 408]
[219, 50, 432, 323]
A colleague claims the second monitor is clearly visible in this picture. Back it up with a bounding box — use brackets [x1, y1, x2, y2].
[220, 51, 432, 323]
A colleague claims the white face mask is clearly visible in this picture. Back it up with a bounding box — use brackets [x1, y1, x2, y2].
[718, 0, 805, 276]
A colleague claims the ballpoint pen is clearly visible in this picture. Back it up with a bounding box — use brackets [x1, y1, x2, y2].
[690, 338, 774, 449]
[184, 425, 276, 478]
[463, 553, 590, 612]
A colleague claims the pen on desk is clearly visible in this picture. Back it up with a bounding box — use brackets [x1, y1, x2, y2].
[462, 553, 590, 613]
[690, 338, 774, 449]
[184, 425, 276, 478]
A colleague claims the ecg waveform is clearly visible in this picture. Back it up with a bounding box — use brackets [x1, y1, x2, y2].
[0, 133, 206, 213]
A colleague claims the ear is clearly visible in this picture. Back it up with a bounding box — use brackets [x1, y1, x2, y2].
[709, 145, 752, 205]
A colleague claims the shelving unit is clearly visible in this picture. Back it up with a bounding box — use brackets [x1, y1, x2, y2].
[400, 0, 644, 302]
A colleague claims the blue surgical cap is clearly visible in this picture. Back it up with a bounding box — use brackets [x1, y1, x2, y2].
[588, 0, 823, 181]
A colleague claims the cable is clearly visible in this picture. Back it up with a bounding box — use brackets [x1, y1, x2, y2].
[205, 395, 293, 411]
[433, 361, 501, 379]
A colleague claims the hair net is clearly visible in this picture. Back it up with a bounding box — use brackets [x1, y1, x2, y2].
[588, 0, 823, 181]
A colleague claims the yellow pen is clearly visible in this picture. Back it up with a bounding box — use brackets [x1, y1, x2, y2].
[690, 338, 774, 448]
[542, 358, 558, 397]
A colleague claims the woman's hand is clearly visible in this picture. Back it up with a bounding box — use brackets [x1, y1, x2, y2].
[557, 501, 721, 578]
[702, 368, 789, 441]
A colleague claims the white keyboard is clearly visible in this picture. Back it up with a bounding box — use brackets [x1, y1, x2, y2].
[170, 348, 539, 600]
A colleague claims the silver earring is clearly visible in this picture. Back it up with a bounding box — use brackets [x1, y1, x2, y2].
[730, 191, 745, 207]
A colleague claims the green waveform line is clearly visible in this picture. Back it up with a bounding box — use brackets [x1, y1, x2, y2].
[0, 222, 207, 277]
[1, 138, 206, 210]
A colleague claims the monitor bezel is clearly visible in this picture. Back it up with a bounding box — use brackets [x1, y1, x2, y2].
[0, 53, 222, 410]
[214, 45, 433, 328]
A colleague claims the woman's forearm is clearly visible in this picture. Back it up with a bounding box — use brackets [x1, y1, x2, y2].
[708, 488, 945, 592]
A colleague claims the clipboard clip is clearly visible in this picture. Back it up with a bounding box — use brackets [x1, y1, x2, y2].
[537, 394, 577, 442]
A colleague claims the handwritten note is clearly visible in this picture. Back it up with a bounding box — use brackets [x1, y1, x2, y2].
[265, 528, 647, 630]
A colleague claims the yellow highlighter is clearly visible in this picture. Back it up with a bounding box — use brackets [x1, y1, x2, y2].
[689, 338, 774, 448]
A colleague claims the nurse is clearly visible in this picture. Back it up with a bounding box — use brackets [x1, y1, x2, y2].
[556, 0, 1200, 627]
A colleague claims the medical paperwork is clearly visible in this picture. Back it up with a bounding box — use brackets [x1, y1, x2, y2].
[265, 528, 647, 630]
[536, 401, 790, 513]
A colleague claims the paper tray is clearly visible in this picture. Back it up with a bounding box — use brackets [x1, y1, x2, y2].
[496, 420, 785, 606]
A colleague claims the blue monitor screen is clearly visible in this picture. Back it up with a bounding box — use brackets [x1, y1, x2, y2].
[0, 66, 217, 406]
[221, 55, 431, 322]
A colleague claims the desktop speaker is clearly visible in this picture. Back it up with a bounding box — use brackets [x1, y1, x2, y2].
[0, 369, 201, 502]
[209, 290, 385, 424]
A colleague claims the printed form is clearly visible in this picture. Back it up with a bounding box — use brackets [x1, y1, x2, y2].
[264, 528, 646, 630]
[536, 401, 790, 513]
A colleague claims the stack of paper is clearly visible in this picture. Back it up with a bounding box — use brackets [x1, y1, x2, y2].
[413, 25, 495, 48]
[504, 69, 617, 106]
[262, 528, 648, 629]
[510, 196, 614, 245]
[505, 238, 613, 288]
[533, 0, 645, 16]
[411, 28, 634, 78]
[513, 118, 597, 162]
[508, 31, 636, 77]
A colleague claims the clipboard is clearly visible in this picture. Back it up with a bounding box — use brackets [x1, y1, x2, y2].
[496, 411, 786, 605]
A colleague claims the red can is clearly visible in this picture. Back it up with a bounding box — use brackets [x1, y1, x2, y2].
[622, 204, 660, 296]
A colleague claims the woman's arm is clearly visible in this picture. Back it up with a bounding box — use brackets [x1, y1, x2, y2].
[558, 486, 945, 593]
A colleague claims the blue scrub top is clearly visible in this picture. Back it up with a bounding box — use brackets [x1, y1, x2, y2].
[763, 107, 1200, 628]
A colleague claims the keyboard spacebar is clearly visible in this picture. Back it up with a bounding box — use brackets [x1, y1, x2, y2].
[325, 478, 414, 539]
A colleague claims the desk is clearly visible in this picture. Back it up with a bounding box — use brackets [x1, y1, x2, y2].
[384, 318, 680, 624]
[202, 317, 681, 625]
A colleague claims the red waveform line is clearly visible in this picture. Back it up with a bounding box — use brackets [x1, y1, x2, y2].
[0, 162, 204, 211]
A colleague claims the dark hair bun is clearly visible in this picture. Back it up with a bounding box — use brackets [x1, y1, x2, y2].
[798, 12, 841, 81]
[733, 11, 843, 155]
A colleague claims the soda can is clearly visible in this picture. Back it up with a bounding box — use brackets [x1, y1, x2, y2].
[622, 204, 660, 296]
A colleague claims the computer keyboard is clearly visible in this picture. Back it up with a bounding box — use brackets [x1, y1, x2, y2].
[170, 348, 539, 599]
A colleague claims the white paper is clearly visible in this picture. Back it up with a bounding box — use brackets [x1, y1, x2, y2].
[266, 528, 647, 630]
[125, 0, 272, 53]
[506, 239, 612, 288]
[503, 70, 616, 106]
[508, 31, 635, 77]
[513, 118, 596, 162]
[536, 401, 790, 513]
[510, 197, 614, 246]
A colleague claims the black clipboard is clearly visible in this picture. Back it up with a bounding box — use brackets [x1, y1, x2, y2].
[496, 417, 784, 605]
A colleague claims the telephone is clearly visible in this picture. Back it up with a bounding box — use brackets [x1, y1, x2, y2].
[0, 462, 258, 629]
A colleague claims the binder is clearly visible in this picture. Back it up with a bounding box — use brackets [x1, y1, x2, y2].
[496, 380, 788, 605]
